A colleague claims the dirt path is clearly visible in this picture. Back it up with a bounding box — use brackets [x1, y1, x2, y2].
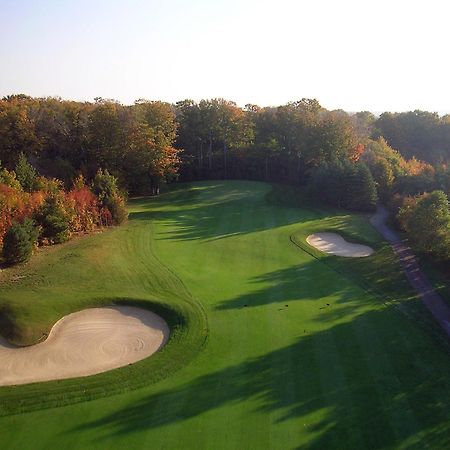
[0, 306, 169, 386]
[370, 206, 450, 338]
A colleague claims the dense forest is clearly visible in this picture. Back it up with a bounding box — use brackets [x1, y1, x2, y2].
[2, 94, 450, 262]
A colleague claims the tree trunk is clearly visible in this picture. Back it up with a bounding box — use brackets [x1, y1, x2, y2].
[265, 154, 269, 180]
[223, 141, 227, 179]
[208, 131, 213, 172]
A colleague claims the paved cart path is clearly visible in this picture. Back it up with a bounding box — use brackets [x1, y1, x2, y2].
[370, 205, 450, 338]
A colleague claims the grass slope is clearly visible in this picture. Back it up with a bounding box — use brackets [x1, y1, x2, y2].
[1, 180, 450, 449]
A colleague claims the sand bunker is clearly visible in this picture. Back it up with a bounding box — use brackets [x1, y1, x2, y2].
[306, 232, 374, 257]
[0, 306, 169, 386]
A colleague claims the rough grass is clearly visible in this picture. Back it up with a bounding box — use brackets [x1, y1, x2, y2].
[0, 202, 208, 415]
[1, 180, 450, 449]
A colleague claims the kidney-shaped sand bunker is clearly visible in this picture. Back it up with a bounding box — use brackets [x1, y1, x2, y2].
[306, 232, 374, 257]
[0, 306, 169, 386]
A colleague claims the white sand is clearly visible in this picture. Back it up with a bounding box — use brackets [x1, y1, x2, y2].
[306, 232, 374, 257]
[0, 306, 169, 386]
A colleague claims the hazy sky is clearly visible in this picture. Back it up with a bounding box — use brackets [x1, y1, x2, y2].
[1, 0, 449, 112]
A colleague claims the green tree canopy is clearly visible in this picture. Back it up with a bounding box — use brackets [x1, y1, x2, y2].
[404, 190, 450, 259]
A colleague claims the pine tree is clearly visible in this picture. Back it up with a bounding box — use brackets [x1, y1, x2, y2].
[15, 153, 37, 192]
[347, 163, 377, 211]
[34, 195, 71, 244]
[2, 219, 38, 265]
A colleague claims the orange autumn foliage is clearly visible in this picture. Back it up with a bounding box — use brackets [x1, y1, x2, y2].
[66, 186, 101, 232]
[402, 157, 435, 176]
[152, 146, 181, 179]
[0, 175, 123, 247]
[350, 143, 365, 162]
[0, 185, 45, 245]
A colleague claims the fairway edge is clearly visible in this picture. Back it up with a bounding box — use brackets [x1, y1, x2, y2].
[0, 297, 208, 416]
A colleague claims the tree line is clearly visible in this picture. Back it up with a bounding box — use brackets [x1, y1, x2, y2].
[176, 100, 450, 260]
[375, 110, 450, 165]
[3, 94, 450, 261]
[0, 95, 179, 195]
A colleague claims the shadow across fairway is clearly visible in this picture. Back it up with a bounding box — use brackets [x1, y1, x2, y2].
[130, 182, 202, 210]
[214, 256, 419, 313]
[214, 262, 376, 321]
[71, 307, 450, 449]
[129, 182, 318, 243]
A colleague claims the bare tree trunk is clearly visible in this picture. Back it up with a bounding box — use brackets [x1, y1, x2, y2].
[208, 131, 212, 172]
[265, 154, 269, 180]
[223, 141, 227, 179]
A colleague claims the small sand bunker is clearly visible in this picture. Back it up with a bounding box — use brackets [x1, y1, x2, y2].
[306, 232, 374, 257]
[0, 306, 169, 386]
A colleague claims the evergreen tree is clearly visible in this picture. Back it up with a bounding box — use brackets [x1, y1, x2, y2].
[92, 169, 128, 224]
[2, 219, 38, 265]
[92, 169, 119, 201]
[0, 163, 22, 190]
[347, 163, 378, 211]
[15, 153, 37, 192]
[34, 195, 71, 244]
[309, 161, 377, 211]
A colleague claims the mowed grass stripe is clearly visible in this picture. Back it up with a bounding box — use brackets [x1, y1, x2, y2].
[313, 325, 367, 448]
[1, 181, 450, 449]
[350, 310, 420, 443]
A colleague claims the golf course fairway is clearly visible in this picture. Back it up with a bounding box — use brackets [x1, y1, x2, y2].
[1, 180, 450, 449]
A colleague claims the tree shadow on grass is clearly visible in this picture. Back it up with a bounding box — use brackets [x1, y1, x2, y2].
[214, 262, 371, 321]
[70, 307, 450, 449]
[129, 182, 204, 210]
[128, 184, 317, 243]
[214, 252, 445, 345]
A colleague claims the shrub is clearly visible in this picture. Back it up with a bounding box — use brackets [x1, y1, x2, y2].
[103, 194, 128, 225]
[0, 184, 44, 245]
[100, 206, 113, 226]
[92, 169, 119, 201]
[0, 168, 127, 264]
[34, 176, 64, 194]
[34, 194, 72, 244]
[404, 191, 450, 259]
[2, 219, 38, 265]
[67, 186, 101, 232]
[0, 166, 22, 191]
[92, 169, 127, 225]
[395, 195, 418, 231]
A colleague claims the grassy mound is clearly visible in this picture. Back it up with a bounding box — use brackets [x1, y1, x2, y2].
[0, 194, 208, 415]
[0, 297, 207, 415]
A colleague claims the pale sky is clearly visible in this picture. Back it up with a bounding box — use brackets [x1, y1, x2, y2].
[1, 0, 450, 112]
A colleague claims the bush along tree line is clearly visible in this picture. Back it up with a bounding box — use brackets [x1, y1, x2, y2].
[0, 155, 127, 265]
[3, 95, 450, 261]
[359, 138, 450, 260]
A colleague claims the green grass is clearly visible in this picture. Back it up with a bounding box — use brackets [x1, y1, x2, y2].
[1, 180, 450, 449]
[415, 251, 450, 309]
